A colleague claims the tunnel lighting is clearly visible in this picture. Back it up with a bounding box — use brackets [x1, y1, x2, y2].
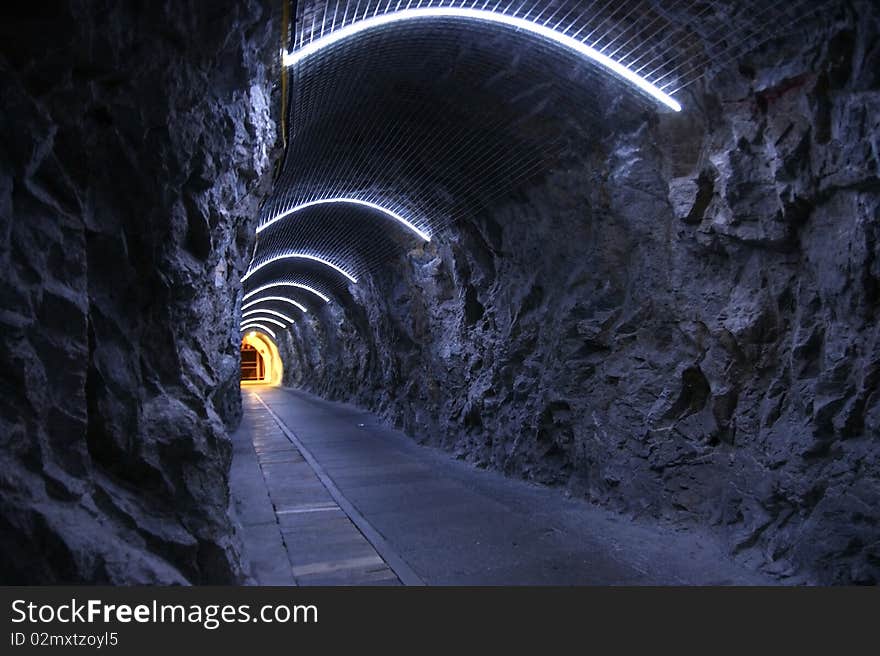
[242, 308, 296, 323]
[242, 253, 358, 284]
[242, 295, 309, 313]
[282, 7, 682, 112]
[240, 323, 277, 338]
[240, 315, 287, 328]
[240, 323, 278, 336]
[243, 282, 330, 304]
[258, 198, 431, 241]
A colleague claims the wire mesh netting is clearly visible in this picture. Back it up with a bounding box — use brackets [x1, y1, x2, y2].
[242, 0, 838, 331]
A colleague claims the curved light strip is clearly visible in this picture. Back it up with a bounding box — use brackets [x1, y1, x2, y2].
[240, 315, 287, 328]
[242, 295, 309, 313]
[283, 7, 681, 112]
[242, 308, 295, 323]
[243, 282, 330, 304]
[240, 321, 277, 333]
[258, 198, 431, 241]
[240, 323, 276, 339]
[242, 253, 358, 284]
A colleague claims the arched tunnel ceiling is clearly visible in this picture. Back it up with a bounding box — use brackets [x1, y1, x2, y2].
[242, 0, 837, 330]
[240, 322, 279, 339]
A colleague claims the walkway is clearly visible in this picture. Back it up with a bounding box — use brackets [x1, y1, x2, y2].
[230, 386, 773, 585]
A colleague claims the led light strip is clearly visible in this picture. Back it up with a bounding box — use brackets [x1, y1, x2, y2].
[242, 295, 309, 313]
[258, 197, 431, 241]
[240, 323, 277, 339]
[243, 282, 330, 303]
[283, 7, 682, 112]
[240, 315, 287, 328]
[242, 308, 295, 323]
[242, 253, 358, 284]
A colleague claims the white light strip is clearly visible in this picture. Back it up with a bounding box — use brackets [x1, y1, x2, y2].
[242, 308, 295, 323]
[242, 253, 358, 284]
[258, 197, 431, 241]
[282, 7, 682, 112]
[242, 295, 309, 313]
[240, 323, 276, 339]
[243, 282, 330, 303]
[240, 315, 287, 328]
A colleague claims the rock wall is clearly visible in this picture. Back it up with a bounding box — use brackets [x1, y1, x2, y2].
[284, 2, 879, 584]
[0, 0, 277, 583]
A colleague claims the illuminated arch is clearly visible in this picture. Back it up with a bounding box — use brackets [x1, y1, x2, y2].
[283, 7, 682, 112]
[242, 253, 358, 284]
[240, 322, 277, 339]
[242, 296, 309, 313]
[241, 330, 283, 386]
[240, 315, 287, 329]
[258, 198, 431, 241]
[243, 282, 330, 303]
[242, 308, 295, 323]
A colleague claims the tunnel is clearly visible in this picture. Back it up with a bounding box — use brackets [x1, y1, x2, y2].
[1, 0, 878, 586]
[241, 331, 283, 385]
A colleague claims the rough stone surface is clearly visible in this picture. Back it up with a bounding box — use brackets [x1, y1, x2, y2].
[0, 1, 277, 583]
[283, 2, 879, 584]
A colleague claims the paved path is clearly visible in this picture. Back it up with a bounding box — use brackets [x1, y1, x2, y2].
[230, 393, 401, 585]
[231, 385, 774, 585]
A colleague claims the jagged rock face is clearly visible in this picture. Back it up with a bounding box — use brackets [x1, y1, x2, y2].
[284, 2, 879, 584]
[0, 1, 277, 583]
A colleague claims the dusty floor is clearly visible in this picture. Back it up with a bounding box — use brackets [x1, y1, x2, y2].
[231, 386, 777, 585]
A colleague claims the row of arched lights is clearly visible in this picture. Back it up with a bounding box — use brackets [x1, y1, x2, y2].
[241, 3, 682, 339]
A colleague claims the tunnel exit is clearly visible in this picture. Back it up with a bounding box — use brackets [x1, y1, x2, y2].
[240, 331, 283, 386]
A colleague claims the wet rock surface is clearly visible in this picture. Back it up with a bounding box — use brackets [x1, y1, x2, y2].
[0, 1, 277, 583]
[284, 2, 879, 584]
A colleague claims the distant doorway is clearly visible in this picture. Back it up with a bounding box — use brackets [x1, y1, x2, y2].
[240, 343, 264, 381]
[240, 331, 283, 386]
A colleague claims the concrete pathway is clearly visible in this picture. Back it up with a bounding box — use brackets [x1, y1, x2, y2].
[230, 393, 401, 585]
[231, 385, 774, 586]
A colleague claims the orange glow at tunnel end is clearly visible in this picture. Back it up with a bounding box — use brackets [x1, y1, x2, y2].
[240, 330, 283, 386]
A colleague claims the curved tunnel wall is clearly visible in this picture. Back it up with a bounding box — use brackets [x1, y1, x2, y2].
[3, 0, 874, 586]
[265, 1, 880, 584]
[243, 7, 664, 308]
[1, 0, 279, 583]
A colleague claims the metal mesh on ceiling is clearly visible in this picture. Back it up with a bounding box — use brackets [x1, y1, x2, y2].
[289, 0, 834, 95]
[242, 0, 836, 333]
